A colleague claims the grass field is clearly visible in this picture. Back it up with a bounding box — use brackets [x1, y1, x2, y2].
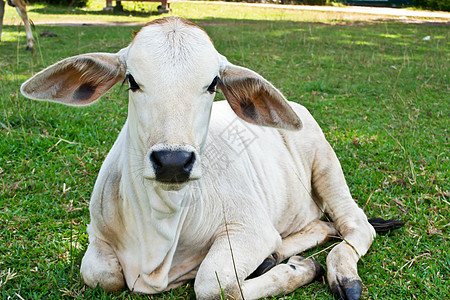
[0, 1, 449, 299]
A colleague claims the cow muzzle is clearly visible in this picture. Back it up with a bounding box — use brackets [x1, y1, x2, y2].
[149, 149, 196, 184]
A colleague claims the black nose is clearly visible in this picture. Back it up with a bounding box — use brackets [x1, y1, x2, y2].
[150, 150, 196, 183]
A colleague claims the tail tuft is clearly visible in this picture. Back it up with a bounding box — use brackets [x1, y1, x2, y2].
[368, 217, 405, 234]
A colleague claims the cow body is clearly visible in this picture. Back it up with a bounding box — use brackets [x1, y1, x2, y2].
[86, 101, 327, 293]
[21, 17, 377, 300]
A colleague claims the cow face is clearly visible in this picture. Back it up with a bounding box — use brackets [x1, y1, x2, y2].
[20, 17, 302, 189]
[125, 19, 220, 186]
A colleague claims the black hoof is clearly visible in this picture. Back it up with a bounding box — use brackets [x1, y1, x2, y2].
[247, 253, 278, 279]
[331, 278, 362, 300]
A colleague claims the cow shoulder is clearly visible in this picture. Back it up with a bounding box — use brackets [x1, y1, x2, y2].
[88, 125, 129, 244]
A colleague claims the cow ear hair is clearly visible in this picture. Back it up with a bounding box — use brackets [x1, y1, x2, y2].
[21, 49, 127, 106]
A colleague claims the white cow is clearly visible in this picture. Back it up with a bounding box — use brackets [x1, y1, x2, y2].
[0, 0, 34, 50]
[21, 17, 401, 300]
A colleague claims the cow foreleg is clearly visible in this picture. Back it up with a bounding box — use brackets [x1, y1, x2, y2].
[241, 220, 337, 299]
[242, 255, 323, 299]
[13, 0, 34, 50]
[80, 237, 125, 292]
[195, 223, 282, 300]
[0, 0, 5, 41]
[312, 143, 376, 300]
[249, 219, 336, 278]
[196, 220, 336, 300]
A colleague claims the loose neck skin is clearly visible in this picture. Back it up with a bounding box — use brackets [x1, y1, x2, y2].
[118, 119, 194, 284]
[119, 72, 213, 284]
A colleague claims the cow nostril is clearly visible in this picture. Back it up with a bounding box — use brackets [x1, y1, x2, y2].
[184, 152, 196, 173]
[150, 151, 163, 171]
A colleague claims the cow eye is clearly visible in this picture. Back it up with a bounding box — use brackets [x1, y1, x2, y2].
[207, 76, 219, 94]
[126, 74, 140, 92]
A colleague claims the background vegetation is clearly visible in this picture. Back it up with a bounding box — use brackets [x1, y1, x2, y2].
[414, 0, 450, 11]
[24, 0, 450, 12]
[1, 1, 449, 299]
[27, 0, 89, 8]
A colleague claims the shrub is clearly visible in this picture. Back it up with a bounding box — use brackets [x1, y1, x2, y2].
[27, 0, 89, 7]
[297, 0, 327, 5]
[225, 0, 328, 5]
[414, 0, 450, 11]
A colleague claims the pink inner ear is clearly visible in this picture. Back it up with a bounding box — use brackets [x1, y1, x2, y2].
[22, 59, 124, 105]
[239, 101, 258, 120]
[21, 53, 126, 106]
[73, 83, 97, 101]
[47, 68, 102, 105]
[219, 75, 302, 130]
[65, 77, 121, 105]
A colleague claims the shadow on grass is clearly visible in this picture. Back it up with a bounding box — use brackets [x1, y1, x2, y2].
[0, 18, 443, 69]
[28, 6, 161, 17]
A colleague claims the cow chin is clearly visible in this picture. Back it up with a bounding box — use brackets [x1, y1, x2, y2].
[158, 182, 188, 192]
[144, 176, 199, 191]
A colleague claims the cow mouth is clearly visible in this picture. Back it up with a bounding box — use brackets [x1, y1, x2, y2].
[144, 176, 197, 191]
[155, 173, 191, 184]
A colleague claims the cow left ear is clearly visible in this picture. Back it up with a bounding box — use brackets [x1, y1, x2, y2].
[218, 63, 302, 130]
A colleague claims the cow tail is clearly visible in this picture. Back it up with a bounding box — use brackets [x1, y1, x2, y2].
[368, 217, 405, 234]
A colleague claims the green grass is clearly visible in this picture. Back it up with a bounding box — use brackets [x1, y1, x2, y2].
[1, 1, 449, 299]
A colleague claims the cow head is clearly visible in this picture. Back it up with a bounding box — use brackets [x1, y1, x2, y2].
[21, 17, 302, 189]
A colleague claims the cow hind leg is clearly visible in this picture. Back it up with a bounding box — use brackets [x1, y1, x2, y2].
[243, 220, 337, 299]
[249, 219, 337, 279]
[80, 237, 125, 292]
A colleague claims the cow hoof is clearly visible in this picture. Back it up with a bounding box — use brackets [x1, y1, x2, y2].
[310, 257, 325, 281]
[331, 278, 362, 300]
[288, 255, 324, 283]
[247, 253, 278, 279]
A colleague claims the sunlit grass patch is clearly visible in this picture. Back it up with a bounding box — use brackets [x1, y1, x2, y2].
[0, 30, 28, 43]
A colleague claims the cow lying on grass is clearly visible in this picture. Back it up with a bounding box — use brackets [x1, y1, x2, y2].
[21, 17, 403, 300]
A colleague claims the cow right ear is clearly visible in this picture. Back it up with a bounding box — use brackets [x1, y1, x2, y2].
[21, 49, 127, 106]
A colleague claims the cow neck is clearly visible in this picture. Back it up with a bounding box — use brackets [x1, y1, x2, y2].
[122, 127, 190, 289]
